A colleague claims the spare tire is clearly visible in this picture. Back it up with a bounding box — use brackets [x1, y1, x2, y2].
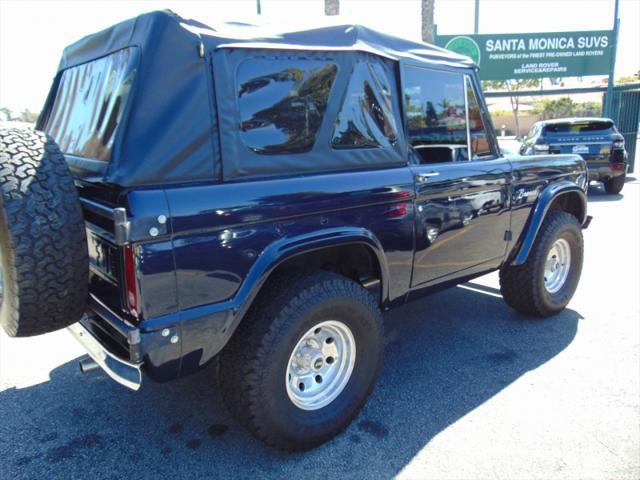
[0, 128, 88, 337]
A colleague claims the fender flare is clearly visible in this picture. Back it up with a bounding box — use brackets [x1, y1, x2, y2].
[231, 226, 390, 321]
[511, 181, 587, 266]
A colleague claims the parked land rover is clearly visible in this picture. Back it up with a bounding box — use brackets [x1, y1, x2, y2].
[520, 117, 628, 194]
[0, 11, 591, 450]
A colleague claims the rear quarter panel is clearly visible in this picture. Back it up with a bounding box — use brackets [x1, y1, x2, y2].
[165, 167, 415, 310]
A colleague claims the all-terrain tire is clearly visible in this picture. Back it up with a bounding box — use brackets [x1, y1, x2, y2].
[604, 174, 625, 194]
[217, 271, 384, 451]
[499, 210, 583, 318]
[0, 128, 88, 337]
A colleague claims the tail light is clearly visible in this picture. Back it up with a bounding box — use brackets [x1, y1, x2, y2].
[123, 245, 139, 318]
[387, 203, 409, 218]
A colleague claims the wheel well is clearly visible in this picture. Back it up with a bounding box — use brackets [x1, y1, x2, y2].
[548, 191, 585, 224]
[269, 244, 382, 301]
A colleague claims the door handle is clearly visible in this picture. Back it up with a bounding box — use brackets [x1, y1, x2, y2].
[415, 171, 440, 182]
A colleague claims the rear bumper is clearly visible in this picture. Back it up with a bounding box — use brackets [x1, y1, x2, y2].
[68, 293, 184, 387]
[68, 321, 142, 390]
[69, 293, 237, 387]
[588, 163, 627, 181]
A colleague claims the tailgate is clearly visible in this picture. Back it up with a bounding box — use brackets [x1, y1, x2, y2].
[548, 138, 611, 164]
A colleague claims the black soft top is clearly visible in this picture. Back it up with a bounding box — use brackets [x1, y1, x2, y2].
[39, 10, 476, 187]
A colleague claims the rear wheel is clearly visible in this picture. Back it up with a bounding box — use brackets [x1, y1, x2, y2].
[604, 174, 625, 194]
[0, 128, 88, 337]
[218, 271, 383, 451]
[499, 210, 583, 317]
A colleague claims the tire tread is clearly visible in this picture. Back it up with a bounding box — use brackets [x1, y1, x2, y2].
[0, 128, 88, 337]
[499, 210, 582, 317]
[217, 271, 383, 450]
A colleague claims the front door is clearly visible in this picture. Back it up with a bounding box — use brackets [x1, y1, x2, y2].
[402, 65, 511, 287]
[410, 159, 510, 286]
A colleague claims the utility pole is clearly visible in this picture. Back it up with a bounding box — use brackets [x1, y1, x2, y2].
[256, 0, 261, 15]
[604, 0, 620, 117]
[421, 0, 435, 44]
[474, 0, 479, 34]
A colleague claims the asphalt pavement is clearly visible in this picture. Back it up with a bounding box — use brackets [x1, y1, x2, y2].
[1, 176, 638, 480]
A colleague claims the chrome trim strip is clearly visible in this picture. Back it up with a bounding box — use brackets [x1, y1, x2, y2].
[68, 321, 142, 391]
[464, 75, 472, 161]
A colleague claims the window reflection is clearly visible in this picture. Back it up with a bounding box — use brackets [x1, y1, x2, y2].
[46, 47, 138, 162]
[403, 67, 467, 147]
[466, 76, 492, 158]
[332, 61, 398, 149]
[237, 59, 338, 154]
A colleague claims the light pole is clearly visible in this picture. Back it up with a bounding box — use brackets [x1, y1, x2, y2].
[604, 0, 620, 117]
[474, 0, 479, 34]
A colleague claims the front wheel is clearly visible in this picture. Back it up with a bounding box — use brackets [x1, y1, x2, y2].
[604, 174, 625, 194]
[500, 210, 584, 317]
[218, 271, 383, 451]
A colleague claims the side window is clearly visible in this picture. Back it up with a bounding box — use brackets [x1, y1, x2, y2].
[331, 61, 398, 149]
[46, 47, 139, 162]
[465, 76, 493, 158]
[236, 59, 338, 154]
[403, 66, 467, 164]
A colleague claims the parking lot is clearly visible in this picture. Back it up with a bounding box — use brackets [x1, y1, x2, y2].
[1, 175, 638, 479]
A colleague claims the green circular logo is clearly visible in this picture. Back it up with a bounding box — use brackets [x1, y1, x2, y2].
[444, 36, 481, 65]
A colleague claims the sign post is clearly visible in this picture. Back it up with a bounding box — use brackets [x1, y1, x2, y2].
[604, 0, 620, 117]
[436, 31, 613, 81]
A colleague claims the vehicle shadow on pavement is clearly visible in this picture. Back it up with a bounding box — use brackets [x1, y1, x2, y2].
[587, 184, 623, 202]
[587, 176, 636, 202]
[1, 284, 582, 479]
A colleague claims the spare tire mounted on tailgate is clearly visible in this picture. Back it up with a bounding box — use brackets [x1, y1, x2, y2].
[0, 128, 88, 337]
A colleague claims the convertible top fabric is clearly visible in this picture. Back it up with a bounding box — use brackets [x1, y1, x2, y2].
[38, 10, 476, 187]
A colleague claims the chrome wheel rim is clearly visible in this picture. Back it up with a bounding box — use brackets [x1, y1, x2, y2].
[544, 238, 571, 294]
[286, 320, 356, 411]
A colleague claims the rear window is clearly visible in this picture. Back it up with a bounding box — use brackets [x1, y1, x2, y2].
[45, 47, 139, 162]
[544, 121, 614, 134]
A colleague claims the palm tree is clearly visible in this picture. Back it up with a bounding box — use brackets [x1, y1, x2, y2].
[325, 0, 339, 16]
[421, 0, 435, 44]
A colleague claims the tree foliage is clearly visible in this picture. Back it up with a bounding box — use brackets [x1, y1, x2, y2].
[615, 71, 640, 85]
[481, 79, 541, 137]
[0, 107, 39, 123]
[19, 109, 39, 123]
[531, 98, 601, 119]
[324, 0, 339, 16]
[0, 107, 12, 121]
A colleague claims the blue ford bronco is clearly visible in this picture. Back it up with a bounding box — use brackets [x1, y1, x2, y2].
[520, 117, 628, 194]
[0, 11, 591, 450]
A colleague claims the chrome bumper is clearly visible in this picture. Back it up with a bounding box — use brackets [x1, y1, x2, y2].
[68, 321, 142, 391]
